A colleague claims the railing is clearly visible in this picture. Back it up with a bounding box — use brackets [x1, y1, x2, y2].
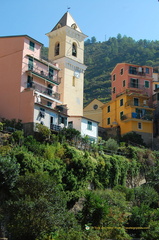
[26, 81, 60, 100]
[121, 112, 153, 121]
[125, 101, 153, 108]
[129, 70, 146, 76]
[27, 65, 61, 85]
[128, 83, 146, 89]
[55, 105, 68, 115]
[50, 124, 61, 131]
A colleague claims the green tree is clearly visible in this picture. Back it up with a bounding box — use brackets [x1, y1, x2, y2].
[35, 123, 51, 142]
[0, 156, 20, 237]
[5, 173, 72, 240]
[91, 36, 97, 44]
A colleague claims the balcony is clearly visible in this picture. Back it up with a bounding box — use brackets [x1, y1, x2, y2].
[55, 105, 68, 115]
[125, 101, 153, 109]
[27, 65, 61, 85]
[121, 112, 153, 121]
[50, 123, 61, 131]
[129, 70, 146, 77]
[26, 81, 60, 101]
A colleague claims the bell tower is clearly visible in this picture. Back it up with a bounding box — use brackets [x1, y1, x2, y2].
[46, 12, 87, 116]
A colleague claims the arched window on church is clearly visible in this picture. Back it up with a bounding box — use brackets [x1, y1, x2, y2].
[72, 42, 77, 57]
[55, 42, 60, 56]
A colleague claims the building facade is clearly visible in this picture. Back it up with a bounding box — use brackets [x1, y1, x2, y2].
[0, 12, 99, 141]
[0, 35, 68, 134]
[46, 12, 87, 117]
[68, 116, 99, 142]
[83, 99, 104, 127]
[102, 63, 154, 145]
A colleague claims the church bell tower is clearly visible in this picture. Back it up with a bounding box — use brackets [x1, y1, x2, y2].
[46, 12, 87, 116]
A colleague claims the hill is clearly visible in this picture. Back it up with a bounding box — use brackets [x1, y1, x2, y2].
[1, 126, 159, 239]
[84, 34, 159, 105]
[41, 34, 159, 106]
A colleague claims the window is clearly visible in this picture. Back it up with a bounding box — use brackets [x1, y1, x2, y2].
[146, 68, 149, 74]
[49, 67, 54, 79]
[71, 23, 77, 29]
[28, 57, 33, 70]
[40, 108, 45, 118]
[27, 76, 33, 88]
[120, 99, 123, 106]
[155, 84, 159, 90]
[47, 102, 52, 107]
[120, 68, 124, 75]
[145, 81, 149, 88]
[113, 74, 116, 81]
[55, 42, 60, 56]
[138, 122, 142, 129]
[72, 76, 75, 86]
[134, 98, 139, 106]
[59, 116, 67, 126]
[107, 105, 110, 112]
[120, 111, 124, 120]
[93, 104, 98, 110]
[113, 87, 116, 93]
[72, 43, 77, 57]
[87, 121, 92, 130]
[50, 116, 54, 125]
[123, 80, 126, 87]
[130, 78, 138, 88]
[29, 41, 35, 51]
[68, 121, 73, 128]
[107, 117, 110, 125]
[129, 66, 137, 75]
[47, 84, 53, 96]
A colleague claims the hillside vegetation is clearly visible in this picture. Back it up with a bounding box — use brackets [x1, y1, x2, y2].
[41, 34, 159, 106]
[1, 123, 159, 239]
[84, 34, 159, 105]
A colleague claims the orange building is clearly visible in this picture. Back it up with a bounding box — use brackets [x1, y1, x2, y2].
[102, 63, 154, 145]
[111, 63, 153, 101]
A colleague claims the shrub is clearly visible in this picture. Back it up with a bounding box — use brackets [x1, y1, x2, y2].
[10, 130, 24, 146]
[104, 138, 118, 152]
[121, 132, 145, 146]
[35, 123, 51, 142]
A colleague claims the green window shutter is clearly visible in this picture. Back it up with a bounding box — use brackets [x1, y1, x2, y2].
[29, 41, 35, 51]
[49, 67, 54, 79]
[145, 81, 149, 88]
[87, 121, 92, 130]
[64, 118, 67, 126]
[28, 57, 33, 70]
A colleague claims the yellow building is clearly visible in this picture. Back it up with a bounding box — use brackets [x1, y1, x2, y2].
[83, 99, 104, 127]
[102, 90, 154, 145]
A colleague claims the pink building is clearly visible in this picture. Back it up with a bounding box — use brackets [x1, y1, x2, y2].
[111, 63, 153, 102]
[0, 35, 68, 134]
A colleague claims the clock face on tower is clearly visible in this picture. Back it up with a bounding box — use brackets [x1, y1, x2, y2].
[74, 70, 80, 78]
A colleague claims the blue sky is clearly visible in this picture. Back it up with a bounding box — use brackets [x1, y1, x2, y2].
[1, 0, 159, 46]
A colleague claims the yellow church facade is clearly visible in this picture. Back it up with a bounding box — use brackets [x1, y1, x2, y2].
[83, 99, 104, 127]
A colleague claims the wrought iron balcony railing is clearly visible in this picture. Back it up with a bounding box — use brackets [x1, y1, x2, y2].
[50, 124, 61, 131]
[26, 81, 60, 100]
[125, 101, 153, 108]
[27, 65, 61, 85]
[121, 112, 153, 121]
